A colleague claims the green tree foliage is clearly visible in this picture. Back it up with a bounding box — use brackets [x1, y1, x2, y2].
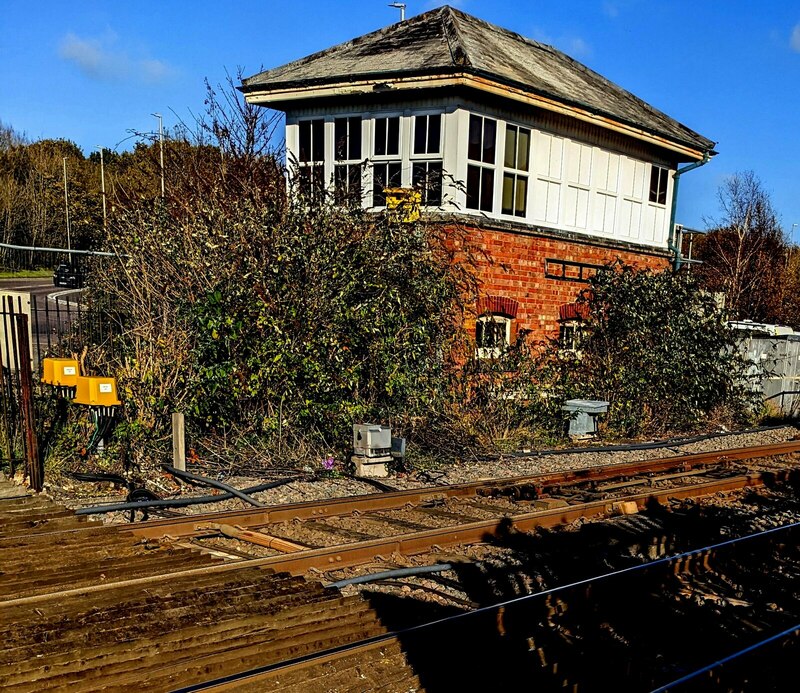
[551, 262, 756, 436]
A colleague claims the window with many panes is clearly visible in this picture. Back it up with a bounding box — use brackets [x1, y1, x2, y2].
[334, 116, 362, 203]
[502, 124, 530, 217]
[558, 320, 583, 352]
[475, 314, 510, 358]
[412, 114, 443, 205]
[466, 114, 497, 212]
[298, 119, 325, 198]
[649, 165, 668, 205]
[372, 116, 401, 206]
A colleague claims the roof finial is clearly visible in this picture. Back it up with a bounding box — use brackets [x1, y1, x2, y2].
[388, 2, 406, 22]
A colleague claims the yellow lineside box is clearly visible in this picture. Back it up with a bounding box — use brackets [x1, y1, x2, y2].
[384, 187, 421, 223]
[41, 358, 80, 387]
[73, 376, 122, 407]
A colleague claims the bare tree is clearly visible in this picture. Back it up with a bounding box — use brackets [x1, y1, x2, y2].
[696, 171, 787, 323]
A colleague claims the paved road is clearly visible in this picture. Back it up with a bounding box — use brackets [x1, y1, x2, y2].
[0, 277, 76, 299]
[0, 278, 85, 365]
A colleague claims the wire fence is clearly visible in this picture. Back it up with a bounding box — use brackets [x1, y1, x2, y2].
[0, 289, 120, 479]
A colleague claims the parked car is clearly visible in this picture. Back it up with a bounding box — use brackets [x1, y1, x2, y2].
[53, 264, 86, 289]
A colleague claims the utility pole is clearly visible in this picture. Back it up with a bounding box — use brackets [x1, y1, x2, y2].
[97, 146, 107, 232]
[388, 3, 406, 21]
[152, 112, 165, 200]
[62, 157, 72, 265]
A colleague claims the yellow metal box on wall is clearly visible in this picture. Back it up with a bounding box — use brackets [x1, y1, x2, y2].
[73, 376, 121, 407]
[384, 188, 421, 223]
[41, 357, 80, 387]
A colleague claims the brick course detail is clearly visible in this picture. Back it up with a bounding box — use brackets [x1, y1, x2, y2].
[459, 224, 670, 342]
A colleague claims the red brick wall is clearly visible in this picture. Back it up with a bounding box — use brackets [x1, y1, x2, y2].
[459, 224, 671, 341]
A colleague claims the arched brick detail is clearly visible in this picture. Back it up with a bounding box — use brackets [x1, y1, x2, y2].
[477, 295, 519, 318]
[558, 301, 590, 321]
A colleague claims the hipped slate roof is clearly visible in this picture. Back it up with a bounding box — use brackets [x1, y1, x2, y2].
[242, 6, 714, 156]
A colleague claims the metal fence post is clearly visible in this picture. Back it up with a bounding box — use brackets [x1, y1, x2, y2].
[15, 314, 41, 492]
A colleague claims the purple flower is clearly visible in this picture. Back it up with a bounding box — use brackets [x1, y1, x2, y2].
[323, 456, 335, 471]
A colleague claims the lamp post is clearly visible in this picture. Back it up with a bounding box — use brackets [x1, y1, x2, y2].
[97, 146, 107, 232]
[151, 112, 165, 200]
[62, 157, 72, 264]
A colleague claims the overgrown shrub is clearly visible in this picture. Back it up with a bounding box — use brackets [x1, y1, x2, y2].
[548, 262, 758, 436]
[90, 190, 483, 469]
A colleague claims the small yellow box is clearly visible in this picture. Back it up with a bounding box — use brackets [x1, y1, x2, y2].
[41, 358, 80, 387]
[73, 376, 121, 407]
[385, 187, 421, 223]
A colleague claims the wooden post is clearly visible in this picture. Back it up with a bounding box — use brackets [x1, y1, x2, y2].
[172, 412, 186, 471]
[15, 314, 41, 492]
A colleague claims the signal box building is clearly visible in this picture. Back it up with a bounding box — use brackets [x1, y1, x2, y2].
[240, 5, 715, 346]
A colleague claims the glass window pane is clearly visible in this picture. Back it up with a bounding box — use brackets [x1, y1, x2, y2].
[466, 164, 480, 210]
[427, 114, 441, 153]
[387, 117, 400, 155]
[299, 121, 311, 163]
[515, 176, 528, 216]
[502, 173, 514, 215]
[428, 162, 442, 205]
[475, 320, 485, 347]
[349, 117, 361, 160]
[414, 116, 427, 155]
[334, 119, 346, 160]
[480, 168, 494, 212]
[388, 162, 401, 187]
[311, 120, 324, 162]
[483, 118, 496, 164]
[504, 126, 517, 169]
[375, 118, 387, 156]
[518, 128, 530, 171]
[412, 162, 424, 188]
[468, 115, 482, 161]
[373, 163, 386, 206]
[649, 166, 660, 203]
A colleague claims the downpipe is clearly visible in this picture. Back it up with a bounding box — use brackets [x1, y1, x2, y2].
[668, 152, 711, 271]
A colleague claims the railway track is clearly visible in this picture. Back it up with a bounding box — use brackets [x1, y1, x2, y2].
[1, 439, 799, 691]
[125, 439, 800, 577]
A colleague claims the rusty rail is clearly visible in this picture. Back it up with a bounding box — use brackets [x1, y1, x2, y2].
[127, 439, 800, 541]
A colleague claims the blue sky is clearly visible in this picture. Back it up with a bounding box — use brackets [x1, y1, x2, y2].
[2, 1, 799, 237]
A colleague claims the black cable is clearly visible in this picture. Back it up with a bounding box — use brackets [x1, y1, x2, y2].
[75, 476, 302, 515]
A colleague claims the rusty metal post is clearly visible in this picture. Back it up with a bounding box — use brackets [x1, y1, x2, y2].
[0, 338, 12, 474]
[15, 314, 41, 492]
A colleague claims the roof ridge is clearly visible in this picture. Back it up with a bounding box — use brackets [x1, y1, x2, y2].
[441, 6, 472, 68]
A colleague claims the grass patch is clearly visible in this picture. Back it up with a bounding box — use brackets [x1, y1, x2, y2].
[0, 268, 53, 279]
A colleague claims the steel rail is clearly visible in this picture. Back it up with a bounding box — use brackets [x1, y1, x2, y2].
[2, 468, 779, 611]
[128, 439, 800, 541]
[172, 520, 800, 692]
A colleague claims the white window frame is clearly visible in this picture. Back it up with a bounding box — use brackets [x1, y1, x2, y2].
[411, 113, 443, 159]
[466, 113, 498, 213]
[558, 320, 584, 353]
[333, 115, 364, 204]
[297, 118, 326, 198]
[501, 123, 531, 218]
[475, 314, 511, 359]
[371, 114, 403, 207]
[649, 165, 669, 206]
